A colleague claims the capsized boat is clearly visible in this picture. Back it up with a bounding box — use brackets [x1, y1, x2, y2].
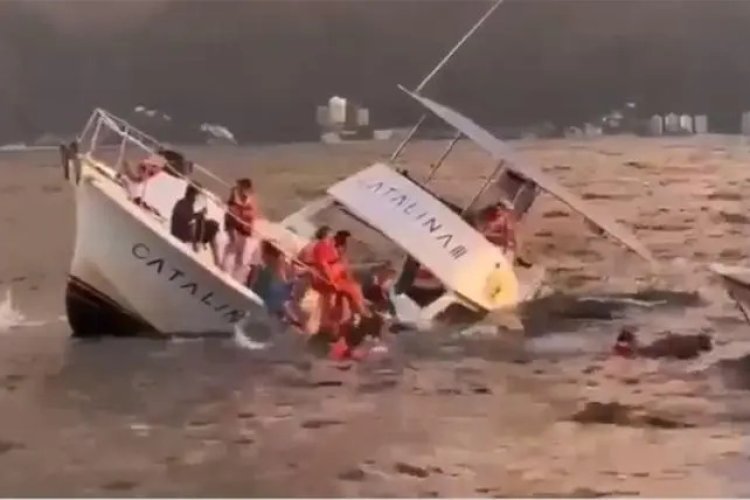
[59, 0, 657, 338]
[280, 91, 658, 330]
[279, 0, 657, 331]
[60, 109, 307, 337]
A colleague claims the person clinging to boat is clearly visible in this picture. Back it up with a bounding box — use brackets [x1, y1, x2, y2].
[221, 178, 259, 279]
[248, 241, 295, 320]
[294, 226, 371, 332]
[330, 230, 369, 323]
[327, 229, 370, 320]
[298, 225, 329, 267]
[306, 228, 379, 360]
[474, 199, 517, 258]
[362, 261, 397, 316]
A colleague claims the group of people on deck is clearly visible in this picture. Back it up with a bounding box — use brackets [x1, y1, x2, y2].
[122, 151, 519, 355]
[171, 171, 380, 347]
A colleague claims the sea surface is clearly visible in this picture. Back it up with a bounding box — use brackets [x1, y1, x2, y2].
[2, 137, 750, 496]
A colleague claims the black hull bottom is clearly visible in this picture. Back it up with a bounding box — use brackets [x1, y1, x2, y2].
[65, 276, 157, 337]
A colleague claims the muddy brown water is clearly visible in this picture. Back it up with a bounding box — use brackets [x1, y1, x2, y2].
[3, 138, 750, 496]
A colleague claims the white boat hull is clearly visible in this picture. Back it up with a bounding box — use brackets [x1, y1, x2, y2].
[67, 165, 268, 337]
[710, 263, 750, 324]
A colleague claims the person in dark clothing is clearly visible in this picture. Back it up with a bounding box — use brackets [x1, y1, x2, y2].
[170, 183, 220, 265]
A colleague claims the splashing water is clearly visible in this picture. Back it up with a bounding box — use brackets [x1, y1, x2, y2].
[0, 289, 27, 332]
[232, 314, 274, 351]
[233, 322, 268, 351]
[0, 289, 49, 332]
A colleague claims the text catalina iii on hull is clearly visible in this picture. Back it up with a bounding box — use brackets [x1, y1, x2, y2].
[59, 0, 657, 339]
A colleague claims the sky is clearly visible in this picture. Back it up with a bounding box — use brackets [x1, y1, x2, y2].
[2, 0, 750, 143]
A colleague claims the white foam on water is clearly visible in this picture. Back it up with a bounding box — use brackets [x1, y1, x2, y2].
[527, 332, 603, 356]
[232, 319, 269, 351]
[0, 289, 48, 332]
[0, 289, 24, 331]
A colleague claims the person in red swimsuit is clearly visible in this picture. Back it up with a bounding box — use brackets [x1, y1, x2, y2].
[222, 178, 259, 278]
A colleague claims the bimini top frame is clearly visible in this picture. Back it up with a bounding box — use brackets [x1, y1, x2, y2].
[396, 87, 658, 266]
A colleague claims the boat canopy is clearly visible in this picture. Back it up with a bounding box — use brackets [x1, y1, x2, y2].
[398, 86, 658, 266]
[327, 163, 518, 311]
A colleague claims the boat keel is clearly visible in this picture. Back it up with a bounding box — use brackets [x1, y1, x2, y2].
[65, 276, 157, 337]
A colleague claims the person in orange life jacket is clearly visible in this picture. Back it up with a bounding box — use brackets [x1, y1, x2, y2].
[221, 178, 259, 277]
[283, 226, 333, 336]
[475, 199, 517, 255]
[327, 229, 364, 362]
[298, 226, 330, 266]
[296, 226, 335, 291]
[331, 230, 369, 318]
[304, 226, 346, 338]
[305, 228, 369, 339]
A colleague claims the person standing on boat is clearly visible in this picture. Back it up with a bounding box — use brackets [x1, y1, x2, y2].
[222, 178, 259, 279]
[170, 183, 221, 266]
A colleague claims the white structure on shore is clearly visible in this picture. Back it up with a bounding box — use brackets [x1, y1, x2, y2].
[694, 115, 708, 134]
[649, 115, 664, 136]
[742, 111, 750, 135]
[679, 114, 693, 134]
[646, 113, 707, 136]
[316, 95, 374, 143]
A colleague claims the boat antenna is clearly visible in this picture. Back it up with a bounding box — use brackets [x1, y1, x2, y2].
[389, 0, 504, 163]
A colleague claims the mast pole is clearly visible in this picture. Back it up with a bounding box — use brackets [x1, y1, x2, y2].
[389, 0, 504, 164]
[414, 0, 504, 94]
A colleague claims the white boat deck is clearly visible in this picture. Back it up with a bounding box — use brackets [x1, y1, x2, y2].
[81, 156, 266, 299]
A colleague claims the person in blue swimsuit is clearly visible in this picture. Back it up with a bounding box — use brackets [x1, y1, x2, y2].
[250, 241, 293, 319]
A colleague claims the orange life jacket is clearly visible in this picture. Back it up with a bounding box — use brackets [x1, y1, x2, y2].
[227, 189, 256, 230]
[298, 242, 316, 265]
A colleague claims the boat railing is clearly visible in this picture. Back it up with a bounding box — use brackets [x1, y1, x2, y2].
[79, 108, 232, 189]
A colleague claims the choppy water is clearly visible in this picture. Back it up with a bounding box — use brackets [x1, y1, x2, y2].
[2, 286, 750, 496]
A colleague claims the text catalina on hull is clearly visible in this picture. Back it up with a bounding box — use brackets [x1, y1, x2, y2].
[131, 243, 245, 324]
[361, 180, 469, 260]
